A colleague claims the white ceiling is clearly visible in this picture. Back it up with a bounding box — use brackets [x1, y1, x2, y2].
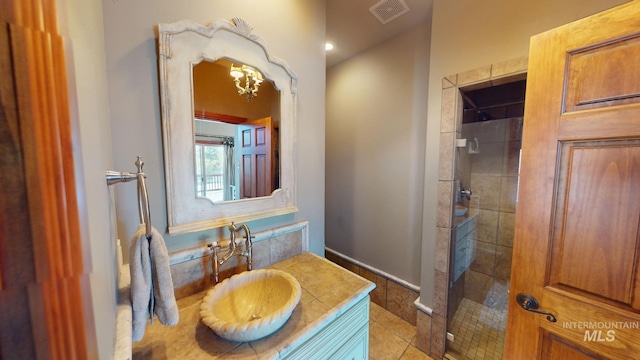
[326, 0, 432, 68]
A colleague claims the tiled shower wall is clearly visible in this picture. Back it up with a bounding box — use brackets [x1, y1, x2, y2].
[460, 117, 522, 310]
[427, 57, 528, 360]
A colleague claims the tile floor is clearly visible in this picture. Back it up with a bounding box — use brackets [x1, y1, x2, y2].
[446, 298, 507, 360]
[369, 300, 435, 360]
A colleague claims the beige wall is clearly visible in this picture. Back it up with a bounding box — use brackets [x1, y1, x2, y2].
[420, 0, 629, 307]
[101, 0, 327, 257]
[326, 21, 431, 286]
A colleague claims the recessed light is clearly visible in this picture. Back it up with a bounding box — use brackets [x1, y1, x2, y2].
[325, 42, 334, 51]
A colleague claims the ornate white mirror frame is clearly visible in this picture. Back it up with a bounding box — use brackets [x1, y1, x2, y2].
[158, 18, 298, 234]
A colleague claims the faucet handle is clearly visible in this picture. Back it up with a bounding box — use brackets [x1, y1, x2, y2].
[460, 188, 472, 200]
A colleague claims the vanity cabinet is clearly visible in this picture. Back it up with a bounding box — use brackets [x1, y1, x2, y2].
[131, 252, 375, 360]
[283, 297, 369, 360]
[452, 214, 477, 282]
[330, 324, 369, 360]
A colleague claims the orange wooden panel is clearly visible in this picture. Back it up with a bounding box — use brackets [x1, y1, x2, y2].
[41, 0, 57, 32]
[18, 40, 68, 355]
[507, 2, 640, 358]
[564, 34, 640, 113]
[550, 143, 640, 304]
[40, 29, 74, 278]
[541, 288, 640, 359]
[542, 332, 600, 360]
[52, 33, 84, 277]
[5, 1, 94, 357]
[559, 105, 640, 141]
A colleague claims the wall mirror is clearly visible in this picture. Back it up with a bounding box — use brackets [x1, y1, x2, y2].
[158, 18, 298, 234]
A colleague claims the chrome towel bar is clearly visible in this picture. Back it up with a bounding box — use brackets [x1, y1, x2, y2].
[106, 156, 152, 238]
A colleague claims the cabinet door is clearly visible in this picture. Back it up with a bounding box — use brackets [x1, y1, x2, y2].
[283, 297, 370, 360]
[330, 324, 369, 360]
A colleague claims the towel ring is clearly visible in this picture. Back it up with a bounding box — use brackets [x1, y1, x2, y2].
[106, 156, 153, 239]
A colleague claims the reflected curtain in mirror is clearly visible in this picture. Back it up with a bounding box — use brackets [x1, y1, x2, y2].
[194, 131, 235, 201]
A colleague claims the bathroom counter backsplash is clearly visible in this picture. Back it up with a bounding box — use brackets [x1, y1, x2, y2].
[132, 252, 375, 359]
[169, 221, 310, 300]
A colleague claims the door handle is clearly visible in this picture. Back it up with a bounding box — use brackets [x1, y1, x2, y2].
[516, 293, 557, 322]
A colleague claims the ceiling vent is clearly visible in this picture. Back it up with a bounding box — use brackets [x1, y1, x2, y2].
[369, 0, 410, 24]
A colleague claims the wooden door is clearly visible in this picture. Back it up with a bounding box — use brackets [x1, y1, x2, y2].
[505, 2, 640, 359]
[238, 116, 273, 198]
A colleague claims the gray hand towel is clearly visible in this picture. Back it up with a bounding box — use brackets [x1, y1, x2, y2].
[149, 226, 179, 326]
[130, 225, 152, 341]
[129, 225, 179, 342]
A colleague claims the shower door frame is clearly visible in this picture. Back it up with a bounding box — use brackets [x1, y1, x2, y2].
[430, 57, 528, 359]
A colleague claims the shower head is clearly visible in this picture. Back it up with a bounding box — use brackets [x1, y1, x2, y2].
[477, 111, 492, 121]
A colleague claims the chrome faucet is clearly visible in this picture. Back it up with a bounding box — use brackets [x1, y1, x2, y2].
[455, 180, 473, 202]
[460, 187, 472, 201]
[208, 222, 253, 283]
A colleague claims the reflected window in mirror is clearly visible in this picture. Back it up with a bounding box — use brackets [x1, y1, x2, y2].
[193, 58, 281, 201]
[194, 130, 235, 202]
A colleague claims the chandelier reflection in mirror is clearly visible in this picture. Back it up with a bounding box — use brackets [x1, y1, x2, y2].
[229, 63, 264, 101]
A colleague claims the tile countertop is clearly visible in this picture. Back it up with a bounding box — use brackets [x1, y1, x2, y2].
[132, 252, 375, 359]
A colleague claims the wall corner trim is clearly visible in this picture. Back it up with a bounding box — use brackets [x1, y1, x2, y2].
[414, 297, 433, 315]
[325, 247, 420, 293]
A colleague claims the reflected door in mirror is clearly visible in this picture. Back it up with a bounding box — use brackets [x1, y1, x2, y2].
[239, 116, 276, 198]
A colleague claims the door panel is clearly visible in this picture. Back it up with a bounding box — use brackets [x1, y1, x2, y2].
[542, 332, 603, 360]
[238, 116, 273, 198]
[506, 2, 640, 359]
[564, 35, 640, 112]
[541, 289, 640, 358]
[549, 141, 640, 305]
[559, 107, 640, 141]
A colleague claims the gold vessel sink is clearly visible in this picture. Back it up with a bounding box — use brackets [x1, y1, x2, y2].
[200, 269, 302, 342]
